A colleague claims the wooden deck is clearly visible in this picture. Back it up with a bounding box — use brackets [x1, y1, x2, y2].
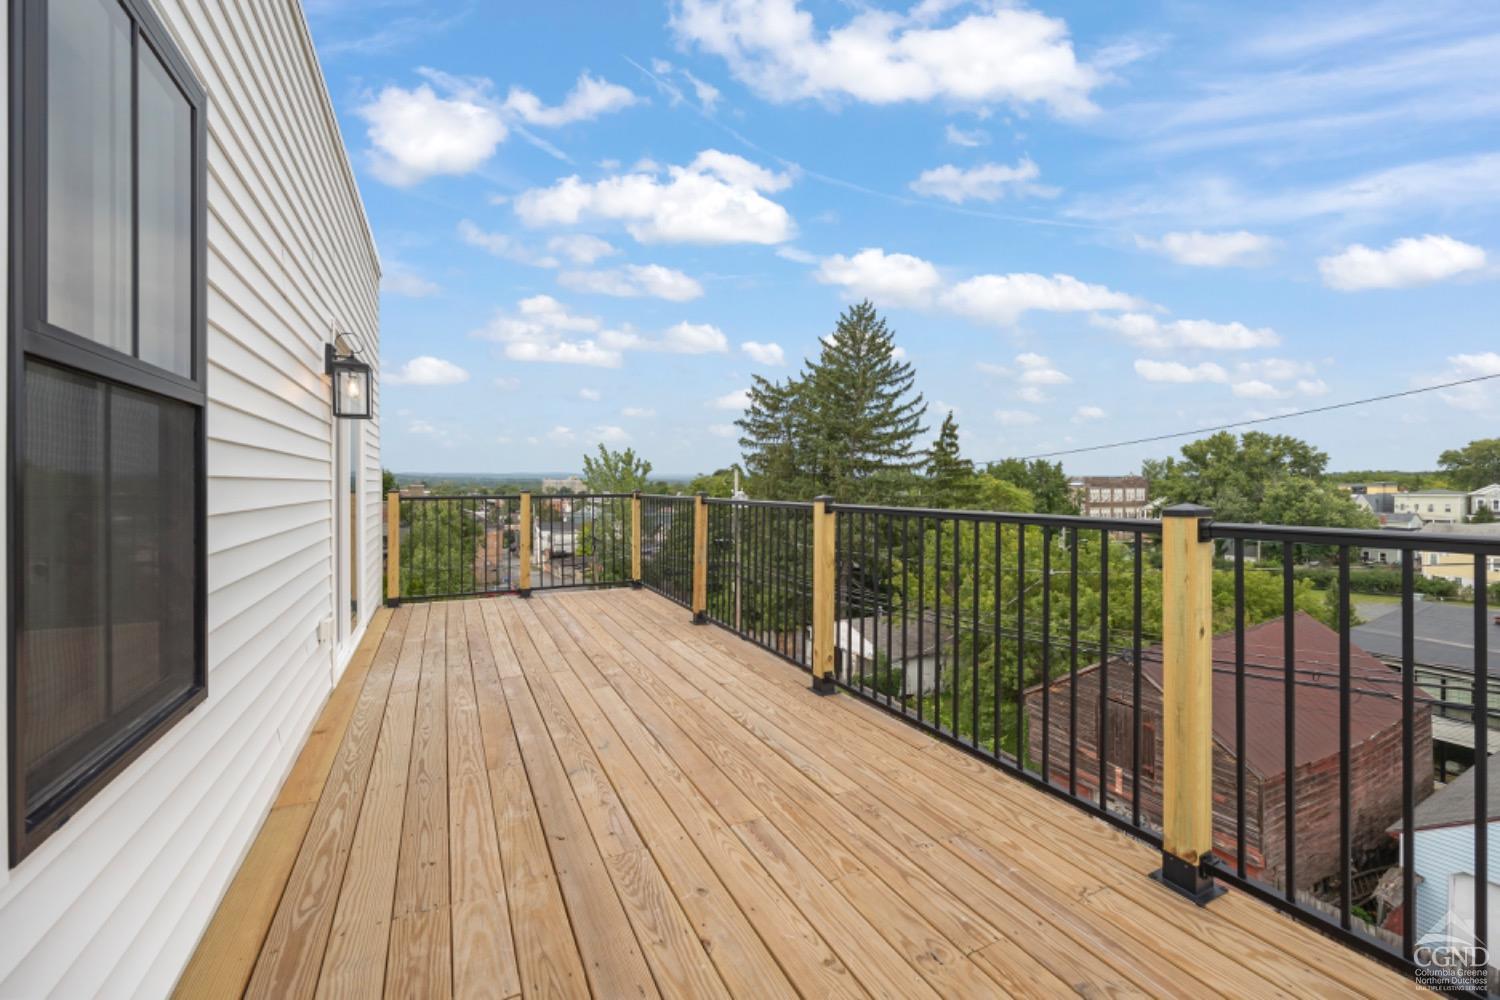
[176, 588, 1421, 999]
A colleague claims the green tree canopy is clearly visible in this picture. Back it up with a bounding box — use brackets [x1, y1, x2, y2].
[581, 444, 653, 492]
[1438, 438, 1500, 491]
[985, 458, 1077, 514]
[925, 411, 977, 508]
[1143, 430, 1372, 527]
[737, 301, 927, 502]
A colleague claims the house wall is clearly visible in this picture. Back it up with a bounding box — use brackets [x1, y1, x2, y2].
[1260, 712, 1432, 891]
[1025, 665, 1428, 890]
[1395, 494, 1466, 523]
[1408, 822, 1500, 945]
[0, 2, 381, 997]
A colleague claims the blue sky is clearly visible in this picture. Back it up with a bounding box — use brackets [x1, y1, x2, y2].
[305, 0, 1500, 478]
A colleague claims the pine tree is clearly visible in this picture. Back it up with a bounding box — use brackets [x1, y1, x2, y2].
[926, 411, 977, 508]
[802, 301, 927, 501]
[736, 373, 809, 499]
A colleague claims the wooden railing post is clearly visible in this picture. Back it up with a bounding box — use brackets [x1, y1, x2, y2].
[691, 492, 708, 623]
[518, 491, 533, 597]
[385, 490, 400, 606]
[1155, 502, 1223, 904]
[811, 496, 836, 694]
[631, 491, 642, 588]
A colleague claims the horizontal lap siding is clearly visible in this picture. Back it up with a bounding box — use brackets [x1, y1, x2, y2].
[0, 0, 380, 997]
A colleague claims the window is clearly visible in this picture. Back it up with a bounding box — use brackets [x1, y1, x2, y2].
[11, 0, 206, 864]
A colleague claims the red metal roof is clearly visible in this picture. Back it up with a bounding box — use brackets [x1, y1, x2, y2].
[1137, 612, 1416, 779]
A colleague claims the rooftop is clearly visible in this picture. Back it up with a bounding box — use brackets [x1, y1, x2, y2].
[1352, 601, 1500, 676]
[177, 590, 1415, 998]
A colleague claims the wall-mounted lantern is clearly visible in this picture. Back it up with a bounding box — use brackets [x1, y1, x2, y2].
[325, 332, 373, 419]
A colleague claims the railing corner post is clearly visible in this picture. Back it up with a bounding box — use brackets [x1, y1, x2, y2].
[811, 496, 837, 695]
[631, 491, 642, 589]
[691, 492, 708, 623]
[518, 491, 533, 597]
[385, 490, 401, 606]
[1153, 502, 1223, 905]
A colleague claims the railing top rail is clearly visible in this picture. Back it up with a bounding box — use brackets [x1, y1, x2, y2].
[829, 501, 1165, 534]
[399, 491, 638, 500]
[702, 497, 815, 510]
[640, 493, 697, 502]
[1207, 520, 1500, 552]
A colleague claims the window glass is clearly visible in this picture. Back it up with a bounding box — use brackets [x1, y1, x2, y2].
[136, 43, 194, 376]
[46, 0, 133, 352]
[17, 361, 197, 823]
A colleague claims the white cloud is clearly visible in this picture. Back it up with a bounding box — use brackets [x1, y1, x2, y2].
[994, 409, 1040, 426]
[775, 245, 820, 265]
[1016, 386, 1047, 404]
[1074, 405, 1106, 421]
[670, 0, 1102, 118]
[1318, 234, 1487, 291]
[546, 426, 577, 444]
[382, 270, 439, 297]
[1093, 313, 1279, 350]
[708, 423, 738, 438]
[547, 234, 617, 265]
[385, 356, 470, 386]
[356, 71, 507, 186]
[1133, 359, 1229, 383]
[622, 406, 656, 417]
[514, 149, 795, 245]
[713, 387, 751, 410]
[1431, 352, 1500, 412]
[1015, 352, 1070, 385]
[1136, 230, 1273, 267]
[909, 158, 1049, 203]
[815, 248, 943, 307]
[1235, 357, 1316, 380]
[659, 321, 730, 354]
[503, 72, 638, 126]
[559, 264, 705, 301]
[458, 220, 557, 267]
[592, 424, 631, 445]
[579, 387, 602, 401]
[941, 272, 1142, 326]
[741, 340, 786, 365]
[473, 294, 623, 368]
[1231, 379, 1283, 399]
[944, 123, 989, 147]
[1297, 378, 1329, 396]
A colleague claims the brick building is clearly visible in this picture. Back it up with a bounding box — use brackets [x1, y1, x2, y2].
[1023, 612, 1432, 890]
[1070, 475, 1151, 519]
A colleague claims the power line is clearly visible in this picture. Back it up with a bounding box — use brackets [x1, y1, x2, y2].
[990, 371, 1500, 463]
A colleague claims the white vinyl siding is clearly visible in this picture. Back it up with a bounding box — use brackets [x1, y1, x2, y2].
[0, 0, 380, 996]
[1409, 823, 1500, 946]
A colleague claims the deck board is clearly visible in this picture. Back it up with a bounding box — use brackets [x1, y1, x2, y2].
[181, 589, 1424, 999]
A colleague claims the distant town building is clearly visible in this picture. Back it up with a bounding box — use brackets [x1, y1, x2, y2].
[1070, 475, 1151, 519]
[1469, 484, 1500, 518]
[1415, 522, 1500, 588]
[542, 475, 586, 494]
[1395, 489, 1469, 524]
[1342, 482, 1402, 496]
[1352, 492, 1398, 517]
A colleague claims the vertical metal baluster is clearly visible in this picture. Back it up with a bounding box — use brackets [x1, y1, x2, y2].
[870, 511, 879, 697]
[886, 515, 894, 705]
[1132, 531, 1142, 828]
[1475, 552, 1489, 966]
[1042, 525, 1052, 784]
[1098, 528, 1109, 811]
[971, 519, 980, 746]
[952, 517, 961, 737]
[900, 515, 912, 710]
[934, 519, 943, 728]
[1069, 526, 1079, 797]
[993, 520, 1002, 758]
[1284, 546, 1297, 901]
[1339, 545, 1352, 929]
[918, 518, 927, 724]
[1017, 525, 1027, 769]
[1235, 538, 1247, 878]
[1402, 549, 1416, 962]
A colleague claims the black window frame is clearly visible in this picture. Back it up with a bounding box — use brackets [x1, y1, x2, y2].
[7, 0, 208, 865]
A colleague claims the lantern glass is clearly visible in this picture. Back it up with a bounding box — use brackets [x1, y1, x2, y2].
[332, 364, 372, 419]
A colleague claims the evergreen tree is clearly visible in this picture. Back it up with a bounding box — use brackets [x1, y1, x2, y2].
[805, 302, 927, 501]
[926, 411, 976, 508]
[736, 373, 808, 499]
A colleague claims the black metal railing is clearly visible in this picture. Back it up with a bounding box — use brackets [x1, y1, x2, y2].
[704, 499, 814, 668]
[1202, 521, 1496, 989]
[640, 494, 695, 608]
[394, 492, 633, 600]
[829, 505, 1164, 842]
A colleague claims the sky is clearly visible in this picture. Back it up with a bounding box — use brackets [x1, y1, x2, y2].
[304, 0, 1500, 478]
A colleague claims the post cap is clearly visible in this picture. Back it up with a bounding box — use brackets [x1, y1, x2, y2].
[1162, 502, 1213, 518]
[695, 490, 707, 499]
[813, 494, 834, 505]
[631, 489, 641, 497]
